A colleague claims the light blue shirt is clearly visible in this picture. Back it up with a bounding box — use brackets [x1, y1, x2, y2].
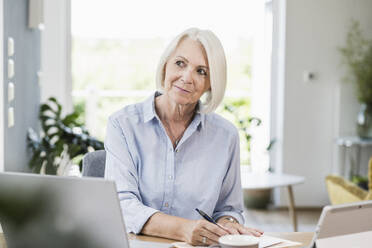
[104, 92, 244, 234]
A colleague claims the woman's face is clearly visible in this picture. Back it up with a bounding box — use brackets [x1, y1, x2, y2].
[163, 38, 211, 106]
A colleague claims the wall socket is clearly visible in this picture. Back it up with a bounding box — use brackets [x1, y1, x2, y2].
[8, 59, 14, 79]
[8, 37, 14, 56]
[8, 82, 15, 102]
[8, 107, 14, 128]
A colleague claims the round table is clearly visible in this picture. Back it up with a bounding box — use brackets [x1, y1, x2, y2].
[241, 171, 305, 231]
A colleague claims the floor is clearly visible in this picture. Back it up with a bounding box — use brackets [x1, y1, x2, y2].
[244, 207, 322, 232]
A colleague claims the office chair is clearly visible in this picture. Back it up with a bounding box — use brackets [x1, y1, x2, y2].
[82, 150, 106, 178]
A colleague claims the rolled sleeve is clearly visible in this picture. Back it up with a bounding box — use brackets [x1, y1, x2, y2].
[119, 193, 159, 234]
[213, 211, 245, 225]
[212, 130, 245, 225]
[104, 116, 159, 234]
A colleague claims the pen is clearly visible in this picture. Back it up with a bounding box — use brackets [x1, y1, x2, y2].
[195, 208, 230, 232]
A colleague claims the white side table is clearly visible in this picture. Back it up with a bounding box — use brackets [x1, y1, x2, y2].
[241, 171, 305, 231]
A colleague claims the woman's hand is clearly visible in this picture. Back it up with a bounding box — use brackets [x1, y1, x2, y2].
[217, 218, 264, 237]
[183, 219, 230, 246]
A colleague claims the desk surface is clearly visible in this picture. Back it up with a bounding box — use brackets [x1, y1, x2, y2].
[129, 232, 313, 248]
[0, 232, 313, 248]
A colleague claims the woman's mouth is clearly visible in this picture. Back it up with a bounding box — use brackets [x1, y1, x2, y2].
[174, 85, 191, 93]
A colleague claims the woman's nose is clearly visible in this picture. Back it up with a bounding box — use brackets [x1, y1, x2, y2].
[181, 68, 193, 84]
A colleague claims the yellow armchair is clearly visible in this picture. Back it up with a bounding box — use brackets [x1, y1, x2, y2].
[326, 158, 372, 205]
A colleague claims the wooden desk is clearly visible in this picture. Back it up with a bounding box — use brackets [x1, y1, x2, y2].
[129, 232, 313, 248]
[0, 232, 313, 248]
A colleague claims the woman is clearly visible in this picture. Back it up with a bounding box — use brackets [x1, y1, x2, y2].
[104, 28, 263, 246]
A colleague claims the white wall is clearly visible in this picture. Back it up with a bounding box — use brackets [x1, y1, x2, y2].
[272, 0, 372, 206]
[0, 0, 4, 173]
[41, 0, 72, 113]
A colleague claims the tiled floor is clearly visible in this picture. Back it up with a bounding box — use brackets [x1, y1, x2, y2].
[244, 207, 322, 232]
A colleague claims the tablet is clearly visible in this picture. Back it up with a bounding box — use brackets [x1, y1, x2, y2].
[309, 200, 372, 248]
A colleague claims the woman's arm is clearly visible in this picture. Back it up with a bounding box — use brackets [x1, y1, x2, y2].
[142, 212, 229, 246]
[212, 130, 263, 236]
[217, 216, 263, 236]
[105, 116, 159, 234]
[212, 130, 245, 224]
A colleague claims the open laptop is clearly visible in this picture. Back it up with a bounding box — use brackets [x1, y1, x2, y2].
[0, 172, 171, 248]
[308, 200, 372, 248]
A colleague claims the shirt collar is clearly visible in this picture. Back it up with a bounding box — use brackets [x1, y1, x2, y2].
[142, 92, 159, 123]
[142, 91, 205, 129]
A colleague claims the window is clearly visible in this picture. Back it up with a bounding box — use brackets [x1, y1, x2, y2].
[71, 0, 271, 167]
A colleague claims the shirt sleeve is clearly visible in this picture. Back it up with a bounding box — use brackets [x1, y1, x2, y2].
[104, 116, 159, 234]
[212, 130, 245, 224]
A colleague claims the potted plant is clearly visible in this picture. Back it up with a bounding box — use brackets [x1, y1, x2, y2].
[27, 97, 104, 175]
[224, 100, 275, 208]
[339, 20, 372, 138]
[223, 99, 261, 167]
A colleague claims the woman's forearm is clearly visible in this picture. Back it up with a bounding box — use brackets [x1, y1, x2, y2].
[141, 212, 193, 241]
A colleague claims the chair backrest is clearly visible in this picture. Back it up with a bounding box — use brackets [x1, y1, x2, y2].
[82, 150, 106, 178]
[365, 157, 372, 200]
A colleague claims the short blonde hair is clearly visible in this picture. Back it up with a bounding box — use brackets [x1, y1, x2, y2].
[155, 28, 227, 114]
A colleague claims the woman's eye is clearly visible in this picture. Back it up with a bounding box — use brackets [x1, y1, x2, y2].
[175, 60, 185, 67]
[198, 68, 207, 76]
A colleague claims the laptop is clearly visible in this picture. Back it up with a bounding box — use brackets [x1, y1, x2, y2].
[0, 172, 171, 248]
[308, 200, 372, 248]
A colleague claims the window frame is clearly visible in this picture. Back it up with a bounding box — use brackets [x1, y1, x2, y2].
[41, 0, 72, 114]
[0, 0, 4, 172]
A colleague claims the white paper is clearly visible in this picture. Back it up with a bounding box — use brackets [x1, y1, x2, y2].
[259, 235, 283, 247]
[259, 235, 301, 248]
[171, 235, 302, 248]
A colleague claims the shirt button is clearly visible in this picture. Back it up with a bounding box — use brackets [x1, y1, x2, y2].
[175, 149, 179, 152]
[164, 203, 169, 207]
[168, 175, 172, 180]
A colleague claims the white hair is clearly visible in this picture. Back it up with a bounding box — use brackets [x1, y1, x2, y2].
[155, 28, 227, 114]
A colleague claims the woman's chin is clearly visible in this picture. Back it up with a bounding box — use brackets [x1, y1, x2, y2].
[173, 98, 191, 106]
[170, 96, 195, 106]
[167, 92, 191, 105]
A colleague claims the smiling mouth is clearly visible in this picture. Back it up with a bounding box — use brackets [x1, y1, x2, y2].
[174, 85, 191, 93]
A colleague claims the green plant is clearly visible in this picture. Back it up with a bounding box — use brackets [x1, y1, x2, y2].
[223, 99, 261, 165]
[27, 97, 104, 175]
[339, 20, 372, 106]
[351, 175, 369, 191]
